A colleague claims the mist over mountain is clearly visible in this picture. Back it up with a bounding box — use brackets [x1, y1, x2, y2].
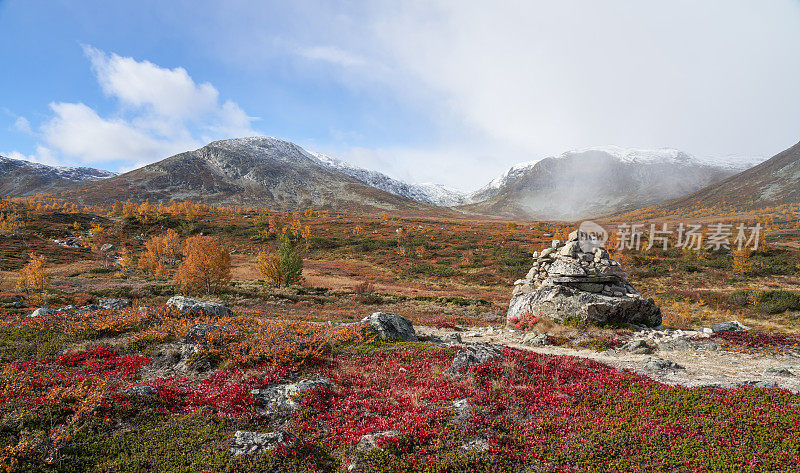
[461, 147, 758, 220]
[0, 155, 116, 197]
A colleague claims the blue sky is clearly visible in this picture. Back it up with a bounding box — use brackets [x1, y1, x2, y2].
[3, 0, 800, 191]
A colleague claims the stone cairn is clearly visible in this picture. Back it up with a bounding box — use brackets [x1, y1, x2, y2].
[507, 230, 661, 327]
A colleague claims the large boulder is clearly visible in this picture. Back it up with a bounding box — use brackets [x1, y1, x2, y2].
[360, 312, 417, 341]
[183, 323, 229, 346]
[508, 231, 661, 327]
[28, 307, 52, 318]
[166, 296, 232, 316]
[711, 320, 750, 332]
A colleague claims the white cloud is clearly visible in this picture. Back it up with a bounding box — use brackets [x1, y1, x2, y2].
[7, 146, 60, 167]
[41, 102, 194, 163]
[28, 46, 259, 169]
[13, 116, 32, 134]
[297, 45, 365, 67]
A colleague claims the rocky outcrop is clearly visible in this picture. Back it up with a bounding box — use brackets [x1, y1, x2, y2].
[360, 312, 417, 341]
[230, 430, 294, 456]
[167, 296, 232, 316]
[250, 378, 333, 415]
[507, 231, 661, 327]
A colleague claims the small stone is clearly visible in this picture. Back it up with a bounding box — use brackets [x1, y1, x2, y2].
[765, 367, 793, 377]
[461, 437, 490, 452]
[98, 298, 132, 310]
[644, 357, 683, 371]
[28, 307, 52, 318]
[522, 333, 550, 346]
[711, 321, 750, 332]
[624, 339, 654, 354]
[251, 378, 333, 415]
[120, 385, 157, 397]
[551, 240, 561, 249]
[446, 343, 503, 375]
[167, 296, 232, 316]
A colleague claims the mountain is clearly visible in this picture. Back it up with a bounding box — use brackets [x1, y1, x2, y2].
[462, 146, 757, 221]
[60, 137, 441, 213]
[660, 140, 800, 211]
[309, 152, 468, 206]
[0, 155, 116, 197]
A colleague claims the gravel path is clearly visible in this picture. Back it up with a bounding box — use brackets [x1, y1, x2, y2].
[417, 325, 800, 392]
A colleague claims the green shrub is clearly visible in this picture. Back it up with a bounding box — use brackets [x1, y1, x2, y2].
[728, 290, 750, 307]
[757, 290, 800, 314]
[406, 263, 460, 278]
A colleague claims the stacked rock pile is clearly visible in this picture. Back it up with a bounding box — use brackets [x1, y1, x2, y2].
[507, 230, 661, 327]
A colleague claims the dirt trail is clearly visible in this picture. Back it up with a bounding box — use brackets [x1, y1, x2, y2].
[417, 325, 800, 392]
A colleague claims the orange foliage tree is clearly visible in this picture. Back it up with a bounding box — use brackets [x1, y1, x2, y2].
[138, 229, 182, 277]
[16, 254, 49, 293]
[174, 236, 231, 294]
[256, 250, 283, 285]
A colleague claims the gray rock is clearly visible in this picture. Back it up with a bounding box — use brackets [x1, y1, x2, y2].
[548, 259, 586, 277]
[558, 241, 580, 257]
[184, 323, 228, 346]
[711, 320, 750, 332]
[644, 357, 684, 371]
[98, 298, 131, 310]
[550, 240, 561, 249]
[540, 248, 555, 258]
[230, 430, 294, 456]
[624, 339, 655, 354]
[76, 304, 102, 314]
[522, 333, 550, 346]
[461, 437, 491, 452]
[120, 385, 157, 397]
[356, 430, 400, 453]
[250, 378, 333, 415]
[360, 312, 417, 341]
[441, 333, 462, 344]
[57, 305, 77, 312]
[100, 243, 116, 253]
[28, 307, 52, 318]
[765, 367, 794, 377]
[508, 284, 661, 327]
[446, 343, 503, 375]
[166, 296, 232, 316]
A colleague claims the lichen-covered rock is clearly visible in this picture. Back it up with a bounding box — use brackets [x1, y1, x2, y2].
[360, 312, 417, 341]
[250, 378, 333, 415]
[711, 320, 750, 332]
[446, 343, 503, 375]
[356, 430, 400, 453]
[98, 298, 131, 310]
[507, 231, 661, 327]
[183, 323, 228, 346]
[522, 333, 550, 346]
[166, 296, 232, 316]
[644, 357, 684, 371]
[230, 430, 294, 456]
[28, 307, 52, 318]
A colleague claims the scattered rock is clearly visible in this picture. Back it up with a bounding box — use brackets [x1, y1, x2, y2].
[120, 385, 157, 397]
[360, 312, 417, 341]
[98, 298, 131, 310]
[230, 430, 295, 456]
[166, 296, 232, 316]
[623, 339, 655, 355]
[644, 357, 684, 371]
[765, 367, 794, 377]
[446, 343, 503, 375]
[507, 231, 660, 327]
[100, 243, 116, 253]
[711, 321, 750, 332]
[461, 437, 491, 452]
[522, 333, 550, 346]
[28, 307, 52, 318]
[356, 430, 400, 453]
[250, 378, 333, 415]
[184, 323, 228, 346]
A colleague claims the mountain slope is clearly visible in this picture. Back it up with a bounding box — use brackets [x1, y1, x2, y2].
[462, 147, 753, 220]
[61, 137, 440, 213]
[660, 140, 800, 211]
[0, 155, 116, 197]
[309, 152, 468, 206]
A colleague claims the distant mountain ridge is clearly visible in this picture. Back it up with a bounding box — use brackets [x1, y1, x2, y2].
[0, 155, 116, 197]
[60, 137, 442, 214]
[309, 151, 468, 206]
[461, 146, 759, 220]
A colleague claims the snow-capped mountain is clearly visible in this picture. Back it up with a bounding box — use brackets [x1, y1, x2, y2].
[464, 146, 762, 220]
[62, 137, 446, 214]
[309, 151, 468, 206]
[0, 155, 116, 197]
